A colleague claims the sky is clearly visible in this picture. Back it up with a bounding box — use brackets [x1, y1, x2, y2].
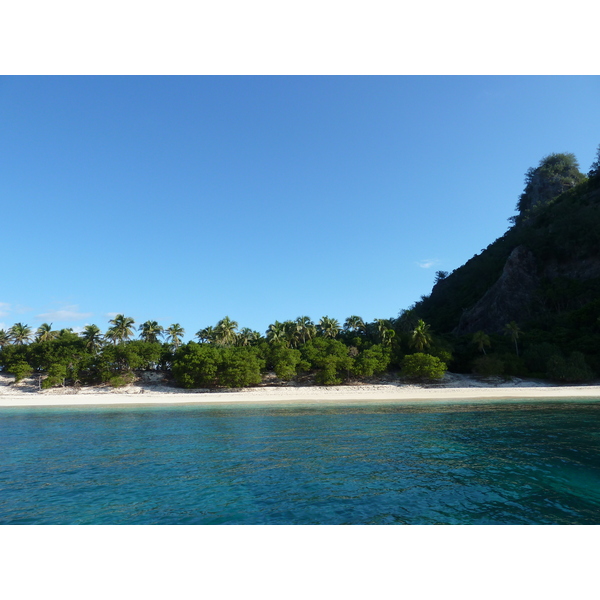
[1, 75, 599, 339]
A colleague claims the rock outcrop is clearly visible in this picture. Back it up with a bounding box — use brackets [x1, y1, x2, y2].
[454, 246, 540, 335]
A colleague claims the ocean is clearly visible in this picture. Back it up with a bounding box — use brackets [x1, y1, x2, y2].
[1, 400, 599, 524]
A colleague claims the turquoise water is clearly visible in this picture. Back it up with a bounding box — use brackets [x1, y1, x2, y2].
[1, 400, 600, 524]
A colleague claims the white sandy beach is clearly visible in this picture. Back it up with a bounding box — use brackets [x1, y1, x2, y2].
[1, 372, 599, 407]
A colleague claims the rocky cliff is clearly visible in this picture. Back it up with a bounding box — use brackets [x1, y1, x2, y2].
[453, 246, 540, 335]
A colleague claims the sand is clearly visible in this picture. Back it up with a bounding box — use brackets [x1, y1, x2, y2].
[1, 372, 599, 407]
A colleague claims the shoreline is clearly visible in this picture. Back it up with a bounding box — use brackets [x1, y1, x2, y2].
[2, 380, 600, 408]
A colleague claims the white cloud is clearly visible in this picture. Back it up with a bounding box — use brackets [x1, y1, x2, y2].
[36, 305, 93, 322]
[0, 303, 10, 318]
[417, 259, 439, 269]
[105, 312, 119, 319]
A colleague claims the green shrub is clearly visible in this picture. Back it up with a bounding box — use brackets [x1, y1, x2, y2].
[217, 348, 264, 388]
[401, 353, 446, 380]
[523, 342, 561, 375]
[41, 363, 68, 389]
[472, 355, 505, 377]
[270, 346, 306, 381]
[172, 343, 264, 388]
[301, 338, 354, 385]
[546, 352, 594, 382]
[315, 356, 343, 385]
[7, 360, 33, 383]
[109, 372, 136, 388]
[352, 345, 391, 378]
[498, 352, 527, 377]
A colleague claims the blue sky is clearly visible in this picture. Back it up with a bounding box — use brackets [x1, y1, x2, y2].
[1, 76, 599, 339]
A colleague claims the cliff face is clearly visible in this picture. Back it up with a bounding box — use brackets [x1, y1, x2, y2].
[412, 174, 600, 336]
[453, 246, 539, 335]
[452, 245, 600, 335]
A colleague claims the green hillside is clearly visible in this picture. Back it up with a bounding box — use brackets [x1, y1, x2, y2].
[411, 147, 600, 378]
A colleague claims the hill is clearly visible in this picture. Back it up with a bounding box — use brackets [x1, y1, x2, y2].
[410, 147, 600, 377]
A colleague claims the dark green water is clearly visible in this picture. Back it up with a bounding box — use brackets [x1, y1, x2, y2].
[1, 400, 599, 524]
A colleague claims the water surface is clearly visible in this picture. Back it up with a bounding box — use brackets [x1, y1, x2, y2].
[1, 400, 599, 524]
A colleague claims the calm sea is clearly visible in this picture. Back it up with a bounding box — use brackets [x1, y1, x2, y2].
[1, 400, 599, 524]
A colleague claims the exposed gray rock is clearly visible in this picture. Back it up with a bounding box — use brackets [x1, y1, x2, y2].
[454, 245, 540, 335]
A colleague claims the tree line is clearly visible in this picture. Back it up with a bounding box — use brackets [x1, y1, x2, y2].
[1, 310, 595, 389]
[0, 314, 449, 389]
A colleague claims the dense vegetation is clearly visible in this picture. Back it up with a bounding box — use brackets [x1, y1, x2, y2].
[2, 145, 599, 389]
[0, 314, 449, 389]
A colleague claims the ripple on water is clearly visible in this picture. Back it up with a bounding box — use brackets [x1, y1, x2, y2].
[1, 400, 599, 524]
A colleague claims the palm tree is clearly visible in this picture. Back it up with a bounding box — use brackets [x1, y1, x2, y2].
[214, 316, 238, 346]
[9, 323, 33, 345]
[472, 330, 491, 355]
[295, 316, 316, 344]
[344, 315, 366, 335]
[283, 320, 301, 348]
[504, 321, 521, 356]
[35, 323, 58, 343]
[317, 316, 340, 339]
[0, 329, 11, 348]
[81, 324, 103, 352]
[236, 327, 255, 347]
[106, 314, 135, 344]
[375, 319, 393, 344]
[381, 328, 396, 347]
[266, 320, 288, 345]
[396, 308, 419, 333]
[196, 326, 216, 344]
[166, 324, 185, 349]
[411, 319, 432, 352]
[139, 320, 164, 343]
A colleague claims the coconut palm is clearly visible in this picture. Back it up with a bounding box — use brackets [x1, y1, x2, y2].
[295, 316, 316, 344]
[236, 327, 255, 347]
[344, 315, 366, 335]
[381, 328, 396, 347]
[317, 316, 340, 339]
[214, 316, 238, 346]
[472, 330, 491, 355]
[283, 320, 302, 348]
[0, 329, 11, 348]
[166, 324, 185, 349]
[9, 323, 33, 345]
[139, 320, 164, 343]
[411, 319, 432, 352]
[266, 320, 288, 345]
[196, 326, 216, 343]
[504, 321, 521, 356]
[35, 323, 58, 343]
[81, 324, 103, 352]
[375, 319, 393, 343]
[106, 314, 135, 344]
[396, 308, 419, 333]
